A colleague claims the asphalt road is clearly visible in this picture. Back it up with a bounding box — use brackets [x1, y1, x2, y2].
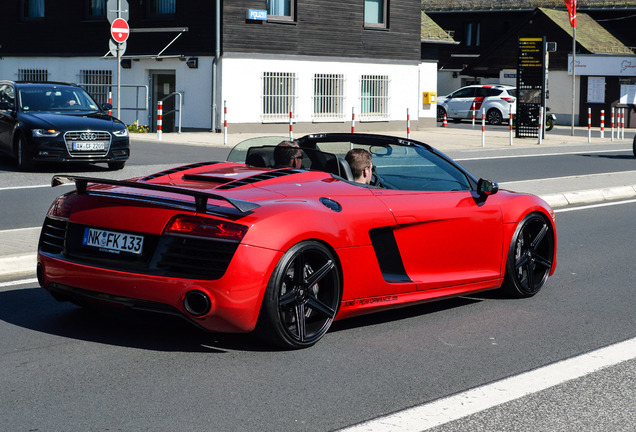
[0, 199, 634, 431]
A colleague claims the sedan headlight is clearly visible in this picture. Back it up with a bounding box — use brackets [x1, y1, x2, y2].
[113, 128, 129, 137]
[32, 129, 61, 137]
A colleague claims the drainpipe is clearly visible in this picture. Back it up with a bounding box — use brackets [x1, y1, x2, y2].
[211, 0, 221, 131]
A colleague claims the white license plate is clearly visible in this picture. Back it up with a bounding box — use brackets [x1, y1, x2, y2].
[73, 141, 106, 151]
[82, 228, 144, 255]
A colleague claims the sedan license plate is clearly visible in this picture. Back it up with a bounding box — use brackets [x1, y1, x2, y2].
[73, 141, 106, 151]
[82, 228, 144, 255]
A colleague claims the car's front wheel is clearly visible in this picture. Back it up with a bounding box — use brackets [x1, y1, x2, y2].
[502, 213, 555, 298]
[257, 241, 341, 349]
[437, 106, 446, 122]
[487, 109, 503, 125]
[16, 133, 33, 171]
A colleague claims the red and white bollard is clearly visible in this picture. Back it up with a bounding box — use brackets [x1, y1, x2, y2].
[587, 107, 591, 143]
[157, 101, 163, 140]
[481, 108, 485, 147]
[351, 107, 355, 133]
[600, 110, 605, 139]
[621, 108, 626, 140]
[443, 113, 447, 127]
[611, 107, 615, 141]
[472, 101, 476, 129]
[223, 100, 228, 145]
[406, 108, 411, 139]
[509, 105, 513, 146]
[108, 91, 112, 116]
[289, 111, 293, 140]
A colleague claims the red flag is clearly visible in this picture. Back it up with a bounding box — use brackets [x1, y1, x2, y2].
[565, 0, 577, 27]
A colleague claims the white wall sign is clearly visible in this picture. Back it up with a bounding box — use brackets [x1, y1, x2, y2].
[587, 76, 605, 103]
[569, 54, 636, 76]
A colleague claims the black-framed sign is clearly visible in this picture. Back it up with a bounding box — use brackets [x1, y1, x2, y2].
[516, 37, 546, 138]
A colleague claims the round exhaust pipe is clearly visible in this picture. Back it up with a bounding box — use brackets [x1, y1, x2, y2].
[183, 290, 212, 316]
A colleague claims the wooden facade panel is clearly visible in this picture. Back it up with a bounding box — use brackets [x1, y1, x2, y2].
[224, 0, 421, 61]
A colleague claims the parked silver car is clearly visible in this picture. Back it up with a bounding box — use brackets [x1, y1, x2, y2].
[437, 84, 517, 125]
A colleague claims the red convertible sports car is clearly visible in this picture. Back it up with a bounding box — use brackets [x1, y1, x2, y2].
[37, 133, 557, 349]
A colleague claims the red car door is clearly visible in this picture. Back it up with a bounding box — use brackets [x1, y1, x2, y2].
[372, 189, 504, 291]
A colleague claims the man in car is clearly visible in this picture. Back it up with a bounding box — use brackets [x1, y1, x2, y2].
[273, 140, 303, 168]
[345, 148, 373, 184]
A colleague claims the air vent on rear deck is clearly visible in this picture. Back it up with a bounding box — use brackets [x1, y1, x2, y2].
[217, 169, 300, 190]
[141, 161, 220, 181]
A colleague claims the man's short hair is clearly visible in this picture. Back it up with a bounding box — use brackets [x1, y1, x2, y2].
[345, 148, 372, 180]
[273, 140, 300, 167]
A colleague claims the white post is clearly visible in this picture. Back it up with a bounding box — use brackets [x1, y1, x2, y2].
[481, 108, 485, 148]
[289, 111, 293, 140]
[351, 107, 355, 133]
[406, 108, 411, 139]
[509, 104, 513, 146]
[600, 110, 605, 139]
[587, 107, 591, 143]
[223, 100, 227, 145]
[611, 107, 615, 141]
[472, 101, 476, 129]
[538, 106, 543, 145]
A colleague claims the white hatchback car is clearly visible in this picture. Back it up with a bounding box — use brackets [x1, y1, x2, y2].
[437, 84, 517, 125]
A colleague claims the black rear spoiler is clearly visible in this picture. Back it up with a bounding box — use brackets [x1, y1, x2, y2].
[51, 175, 260, 214]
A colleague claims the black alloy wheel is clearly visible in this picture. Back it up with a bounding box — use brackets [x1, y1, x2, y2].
[502, 213, 555, 298]
[16, 133, 33, 171]
[437, 106, 446, 122]
[487, 109, 503, 125]
[258, 241, 341, 349]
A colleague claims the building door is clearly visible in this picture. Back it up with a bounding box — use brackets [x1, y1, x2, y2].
[151, 71, 176, 132]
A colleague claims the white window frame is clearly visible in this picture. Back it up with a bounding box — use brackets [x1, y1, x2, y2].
[262, 72, 297, 123]
[267, 0, 295, 21]
[312, 74, 346, 122]
[360, 75, 390, 121]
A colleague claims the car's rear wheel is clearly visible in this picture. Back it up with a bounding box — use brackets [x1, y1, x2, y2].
[108, 161, 126, 170]
[16, 133, 33, 171]
[502, 213, 555, 298]
[487, 108, 503, 125]
[257, 241, 341, 349]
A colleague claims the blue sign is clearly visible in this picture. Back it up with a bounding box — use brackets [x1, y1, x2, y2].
[247, 9, 268, 21]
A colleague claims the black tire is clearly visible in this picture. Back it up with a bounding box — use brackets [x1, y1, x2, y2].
[257, 241, 341, 349]
[108, 161, 126, 170]
[502, 213, 555, 298]
[486, 108, 503, 125]
[16, 133, 33, 171]
[545, 116, 554, 131]
[437, 106, 446, 122]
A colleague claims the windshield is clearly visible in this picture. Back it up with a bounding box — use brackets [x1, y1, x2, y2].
[18, 86, 101, 113]
[228, 136, 473, 192]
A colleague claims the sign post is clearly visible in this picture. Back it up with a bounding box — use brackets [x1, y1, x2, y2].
[107, 0, 130, 119]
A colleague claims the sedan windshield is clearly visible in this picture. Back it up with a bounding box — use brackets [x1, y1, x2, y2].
[18, 87, 101, 113]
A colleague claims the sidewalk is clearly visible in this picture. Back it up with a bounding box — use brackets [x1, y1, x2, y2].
[1, 126, 635, 279]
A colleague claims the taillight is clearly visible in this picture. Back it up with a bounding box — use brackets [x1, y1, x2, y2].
[502, 97, 515, 103]
[164, 215, 247, 241]
[47, 193, 75, 220]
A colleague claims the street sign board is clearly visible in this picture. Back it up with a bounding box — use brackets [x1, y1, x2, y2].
[111, 18, 130, 43]
[107, 0, 129, 23]
[109, 39, 126, 57]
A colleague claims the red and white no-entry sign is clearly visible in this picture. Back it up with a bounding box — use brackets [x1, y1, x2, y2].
[110, 18, 130, 43]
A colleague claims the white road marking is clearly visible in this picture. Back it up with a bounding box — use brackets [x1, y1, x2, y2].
[0, 278, 38, 288]
[339, 338, 636, 432]
[498, 169, 636, 185]
[555, 198, 636, 213]
[454, 147, 631, 161]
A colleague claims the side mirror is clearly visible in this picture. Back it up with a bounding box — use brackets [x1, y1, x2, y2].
[102, 102, 113, 111]
[477, 178, 499, 197]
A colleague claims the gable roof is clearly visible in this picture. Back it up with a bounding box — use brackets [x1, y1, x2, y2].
[540, 7, 633, 54]
[420, 12, 457, 44]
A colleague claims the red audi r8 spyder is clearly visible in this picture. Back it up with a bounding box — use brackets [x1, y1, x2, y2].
[37, 133, 557, 349]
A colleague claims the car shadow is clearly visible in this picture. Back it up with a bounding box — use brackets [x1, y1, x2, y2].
[578, 153, 635, 160]
[0, 287, 269, 353]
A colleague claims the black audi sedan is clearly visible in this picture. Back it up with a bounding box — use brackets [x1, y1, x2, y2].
[0, 81, 129, 171]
